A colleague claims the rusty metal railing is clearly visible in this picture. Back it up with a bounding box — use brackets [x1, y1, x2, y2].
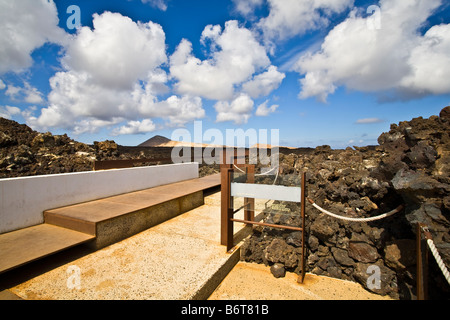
[220, 150, 307, 283]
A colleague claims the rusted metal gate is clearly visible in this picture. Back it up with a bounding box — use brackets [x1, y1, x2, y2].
[220, 150, 307, 283]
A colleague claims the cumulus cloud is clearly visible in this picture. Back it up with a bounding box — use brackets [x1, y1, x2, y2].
[162, 95, 205, 127]
[4, 82, 45, 104]
[400, 23, 450, 96]
[242, 66, 285, 98]
[214, 94, 254, 125]
[0, 105, 21, 119]
[170, 20, 271, 101]
[294, 0, 450, 102]
[28, 11, 204, 135]
[170, 20, 285, 124]
[0, 79, 5, 90]
[257, 0, 354, 43]
[141, 0, 168, 11]
[62, 12, 167, 90]
[112, 119, 157, 136]
[0, 0, 66, 74]
[255, 100, 279, 116]
[232, 0, 264, 18]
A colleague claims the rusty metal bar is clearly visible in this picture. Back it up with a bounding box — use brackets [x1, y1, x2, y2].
[226, 168, 234, 252]
[416, 223, 432, 300]
[230, 218, 303, 231]
[244, 165, 255, 223]
[221, 166, 233, 251]
[220, 166, 230, 245]
[298, 171, 306, 284]
[232, 202, 252, 214]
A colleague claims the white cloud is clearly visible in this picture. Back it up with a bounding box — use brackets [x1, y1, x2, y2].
[255, 100, 278, 116]
[400, 24, 450, 95]
[0, 0, 66, 74]
[162, 95, 205, 127]
[4, 82, 44, 104]
[257, 0, 354, 43]
[232, 0, 264, 17]
[29, 11, 204, 135]
[170, 20, 271, 101]
[5, 85, 21, 99]
[0, 79, 5, 90]
[214, 94, 254, 124]
[24, 84, 44, 104]
[63, 11, 167, 90]
[141, 0, 168, 11]
[200, 24, 222, 47]
[294, 0, 450, 102]
[355, 118, 384, 124]
[71, 118, 124, 135]
[170, 20, 285, 124]
[0, 105, 21, 119]
[242, 65, 285, 98]
[112, 119, 157, 136]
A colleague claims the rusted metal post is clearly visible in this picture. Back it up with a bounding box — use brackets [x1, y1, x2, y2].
[416, 223, 432, 300]
[244, 164, 255, 224]
[221, 166, 232, 249]
[298, 171, 306, 284]
[417, 223, 424, 300]
[226, 168, 234, 252]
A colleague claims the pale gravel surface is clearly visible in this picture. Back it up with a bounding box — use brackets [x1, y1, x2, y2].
[9, 191, 393, 300]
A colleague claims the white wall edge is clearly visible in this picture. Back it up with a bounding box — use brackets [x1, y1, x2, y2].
[0, 162, 199, 234]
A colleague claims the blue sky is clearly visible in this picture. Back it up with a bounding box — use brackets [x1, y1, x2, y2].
[0, 0, 449, 149]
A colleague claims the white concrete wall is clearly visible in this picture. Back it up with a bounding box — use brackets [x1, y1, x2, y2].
[0, 163, 199, 234]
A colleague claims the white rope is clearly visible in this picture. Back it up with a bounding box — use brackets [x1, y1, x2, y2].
[272, 168, 279, 185]
[427, 239, 450, 286]
[309, 199, 403, 222]
[232, 165, 279, 185]
[232, 164, 279, 176]
[255, 166, 278, 176]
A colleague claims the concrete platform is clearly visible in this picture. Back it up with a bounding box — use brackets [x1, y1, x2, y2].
[0, 224, 94, 274]
[1, 186, 393, 301]
[44, 174, 221, 249]
[0, 174, 220, 275]
[5, 190, 251, 300]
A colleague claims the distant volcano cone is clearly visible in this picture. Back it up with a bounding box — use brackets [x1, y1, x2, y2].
[138, 135, 171, 147]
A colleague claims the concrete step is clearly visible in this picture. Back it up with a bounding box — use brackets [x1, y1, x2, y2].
[0, 174, 220, 274]
[0, 224, 94, 274]
[5, 191, 252, 300]
[44, 174, 220, 249]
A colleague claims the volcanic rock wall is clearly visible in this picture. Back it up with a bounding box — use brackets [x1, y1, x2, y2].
[0, 118, 177, 178]
[240, 106, 450, 299]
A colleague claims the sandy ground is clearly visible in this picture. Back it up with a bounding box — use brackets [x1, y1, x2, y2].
[209, 261, 394, 300]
